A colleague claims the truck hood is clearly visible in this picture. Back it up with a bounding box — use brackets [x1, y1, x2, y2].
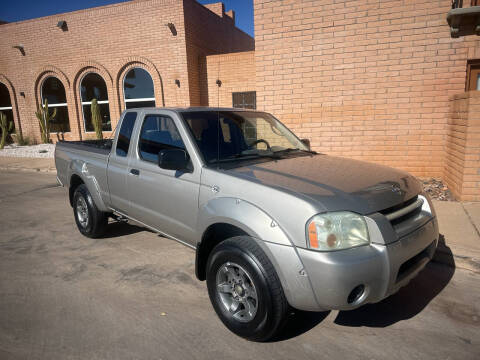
[225, 154, 422, 214]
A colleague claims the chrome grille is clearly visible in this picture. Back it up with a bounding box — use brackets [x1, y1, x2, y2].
[384, 197, 424, 222]
[380, 195, 432, 238]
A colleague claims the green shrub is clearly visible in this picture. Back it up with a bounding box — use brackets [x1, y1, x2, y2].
[15, 131, 31, 146]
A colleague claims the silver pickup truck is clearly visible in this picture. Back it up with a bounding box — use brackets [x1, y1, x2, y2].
[55, 107, 438, 341]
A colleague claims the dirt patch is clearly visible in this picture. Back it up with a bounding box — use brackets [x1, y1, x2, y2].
[118, 265, 197, 287]
[61, 263, 87, 281]
[420, 178, 455, 201]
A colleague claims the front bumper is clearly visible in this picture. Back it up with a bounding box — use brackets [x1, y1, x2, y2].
[295, 217, 438, 311]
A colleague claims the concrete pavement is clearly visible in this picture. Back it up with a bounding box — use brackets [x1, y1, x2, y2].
[433, 200, 480, 273]
[0, 170, 478, 359]
[0, 157, 55, 173]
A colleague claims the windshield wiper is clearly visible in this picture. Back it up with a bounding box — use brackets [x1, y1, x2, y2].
[274, 148, 317, 155]
[208, 152, 281, 164]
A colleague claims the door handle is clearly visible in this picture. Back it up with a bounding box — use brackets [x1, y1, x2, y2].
[130, 169, 140, 176]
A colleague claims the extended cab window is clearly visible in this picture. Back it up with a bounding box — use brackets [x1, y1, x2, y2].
[116, 112, 137, 157]
[139, 115, 185, 163]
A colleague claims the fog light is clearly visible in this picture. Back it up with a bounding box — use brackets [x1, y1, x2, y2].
[347, 284, 365, 304]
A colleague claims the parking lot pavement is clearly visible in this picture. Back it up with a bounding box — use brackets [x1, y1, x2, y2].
[0, 171, 478, 360]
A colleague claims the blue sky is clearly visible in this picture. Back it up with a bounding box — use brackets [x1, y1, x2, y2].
[0, 0, 254, 36]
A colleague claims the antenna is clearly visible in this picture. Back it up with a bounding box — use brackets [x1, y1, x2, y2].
[216, 78, 222, 168]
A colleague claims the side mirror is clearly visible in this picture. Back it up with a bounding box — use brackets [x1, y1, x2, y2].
[301, 138, 311, 149]
[158, 148, 190, 171]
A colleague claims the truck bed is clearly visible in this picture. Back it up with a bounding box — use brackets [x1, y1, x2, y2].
[56, 139, 113, 156]
[55, 139, 113, 195]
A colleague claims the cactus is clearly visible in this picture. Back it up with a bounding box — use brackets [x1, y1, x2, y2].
[0, 111, 14, 149]
[90, 98, 103, 139]
[35, 99, 56, 143]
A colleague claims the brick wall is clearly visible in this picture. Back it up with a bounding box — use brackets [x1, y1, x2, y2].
[206, 51, 256, 107]
[0, 0, 190, 141]
[0, 0, 253, 142]
[253, 0, 480, 178]
[183, 0, 254, 106]
[445, 92, 480, 201]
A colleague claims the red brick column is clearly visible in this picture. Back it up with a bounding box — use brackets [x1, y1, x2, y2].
[444, 92, 480, 201]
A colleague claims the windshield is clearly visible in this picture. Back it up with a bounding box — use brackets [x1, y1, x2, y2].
[181, 111, 309, 164]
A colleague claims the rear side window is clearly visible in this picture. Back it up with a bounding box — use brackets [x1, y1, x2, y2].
[139, 115, 185, 163]
[116, 112, 137, 157]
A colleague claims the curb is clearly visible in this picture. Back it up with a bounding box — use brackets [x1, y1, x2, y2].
[0, 166, 56, 174]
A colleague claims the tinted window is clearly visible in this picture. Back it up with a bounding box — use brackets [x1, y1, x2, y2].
[80, 73, 111, 132]
[139, 115, 185, 163]
[0, 82, 15, 133]
[116, 112, 137, 157]
[182, 112, 249, 163]
[123, 68, 155, 109]
[182, 111, 306, 164]
[42, 77, 67, 104]
[125, 100, 156, 109]
[41, 77, 70, 132]
[0, 82, 12, 108]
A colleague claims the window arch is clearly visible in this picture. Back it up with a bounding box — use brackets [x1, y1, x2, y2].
[80, 73, 112, 132]
[41, 77, 70, 132]
[0, 82, 15, 132]
[123, 67, 155, 109]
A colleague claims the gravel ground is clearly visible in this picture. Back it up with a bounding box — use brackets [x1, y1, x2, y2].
[0, 144, 55, 158]
[421, 178, 455, 201]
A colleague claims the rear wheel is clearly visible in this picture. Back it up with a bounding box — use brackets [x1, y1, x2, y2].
[73, 184, 108, 238]
[206, 236, 288, 341]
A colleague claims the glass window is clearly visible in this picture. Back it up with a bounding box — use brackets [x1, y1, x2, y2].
[232, 91, 256, 110]
[0, 82, 15, 132]
[123, 68, 155, 109]
[182, 111, 307, 165]
[116, 112, 137, 157]
[41, 77, 70, 132]
[139, 115, 185, 163]
[80, 73, 111, 132]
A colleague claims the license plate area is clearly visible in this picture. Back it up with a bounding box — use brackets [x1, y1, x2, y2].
[396, 240, 435, 283]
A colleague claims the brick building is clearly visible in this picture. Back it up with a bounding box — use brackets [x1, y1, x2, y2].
[0, 0, 254, 142]
[1, 0, 480, 200]
[207, 0, 480, 201]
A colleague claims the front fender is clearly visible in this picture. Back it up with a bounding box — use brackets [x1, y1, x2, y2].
[68, 160, 109, 212]
[197, 197, 292, 246]
[197, 197, 321, 311]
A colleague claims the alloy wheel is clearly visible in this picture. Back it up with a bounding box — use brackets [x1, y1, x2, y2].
[215, 262, 258, 322]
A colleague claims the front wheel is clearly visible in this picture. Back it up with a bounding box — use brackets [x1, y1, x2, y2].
[206, 236, 288, 341]
[73, 184, 108, 238]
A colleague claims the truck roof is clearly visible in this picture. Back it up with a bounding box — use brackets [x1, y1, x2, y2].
[125, 107, 257, 113]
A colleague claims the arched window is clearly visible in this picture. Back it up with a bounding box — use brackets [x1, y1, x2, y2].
[80, 73, 111, 132]
[123, 68, 155, 109]
[41, 77, 70, 132]
[0, 83, 15, 132]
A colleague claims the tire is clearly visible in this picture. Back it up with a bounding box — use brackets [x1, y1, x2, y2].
[73, 184, 108, 238]
[206, 236, 288, 341]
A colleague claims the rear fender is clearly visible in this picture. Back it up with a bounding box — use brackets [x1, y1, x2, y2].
[68, 160, 109, 212]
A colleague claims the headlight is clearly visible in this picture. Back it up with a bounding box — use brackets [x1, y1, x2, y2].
[306, 212, 370, 251]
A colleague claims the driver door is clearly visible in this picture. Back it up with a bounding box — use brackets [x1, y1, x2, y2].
[126, 111, 201, 246]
